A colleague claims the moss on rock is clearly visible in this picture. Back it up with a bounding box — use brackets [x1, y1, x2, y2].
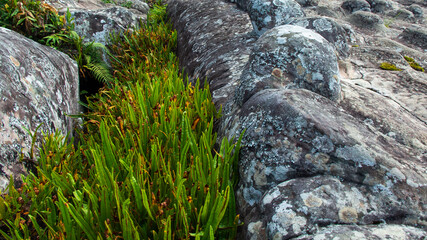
[404, 56, 425, 72]
[380, 62, 402, 71]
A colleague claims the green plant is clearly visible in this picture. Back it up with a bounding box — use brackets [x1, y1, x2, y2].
[384, 12, 401, 28]
[380, 62, 402, 71]
[0, 0, 73, 47]
[120, 1, 133, 8]
[0, 2, 242, 239]
[404, 56, 425, 72]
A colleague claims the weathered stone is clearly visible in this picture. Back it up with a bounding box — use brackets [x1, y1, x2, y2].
[366, 0, 394, 13]
[246, 0, 306, 35]
[167, 0, 255, 108]
[387, 8, 416, 22]
[235, 25, 341, 106]
[348, 11, 385, 30]
[314, 6, 340, 18]
[0, 27, 79, 190]
[288, 17, 356, 57]
[293, 224, 427, 240]
[71, 6, 144, 45]
[398, 26, 427, 50]
[234, 88, 426, 238]
[252, 176, 426, 239]
[294, 0, 319, 7]
[342, 0, 371, 13]
[115, 0, 149, 14]
[407, 4, 424, 18]
[166, 0, 427, 239]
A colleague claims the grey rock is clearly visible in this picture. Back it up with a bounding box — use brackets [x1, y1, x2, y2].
[246, 0, 306, 35]
[314, 6, 340, 18]
[342, 0, 372, 13]
[294, 0, 319, 7]
[229, 0, 251, 11]
[235, 25, 341, 106]
[167, 0, 255, 108]
[293, 224, 427, 240]
[234, 88, 426, 238]
[0, 27, 79, 190]
[366, 0, 394, 13]
[288, 17, 356, 57]
[71, 6, 144, 45]
[387, 9, 416, 22]
[166, 0, 427, 239]
[348, 11, 385, 30]
[398, 26, 427, 50]
[407, 4, 424, 18]
[115, 0, 149, 14]
[254, 176, 425, 239]
[394, 0, 427, 7]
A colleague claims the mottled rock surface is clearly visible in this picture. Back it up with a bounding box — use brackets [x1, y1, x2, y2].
[235, 25, 341, 104]
[0, 27, 79, 190]
[168, 0, 427, 238]
[48, 0, 147, 45]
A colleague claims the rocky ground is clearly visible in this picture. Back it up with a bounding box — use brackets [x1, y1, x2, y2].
[167, 0, 427, 239]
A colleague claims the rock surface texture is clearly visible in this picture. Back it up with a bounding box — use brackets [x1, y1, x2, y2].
[167, 0, 427, 239]
[0, 27, 79, 190]
[47, 0, 147, 45]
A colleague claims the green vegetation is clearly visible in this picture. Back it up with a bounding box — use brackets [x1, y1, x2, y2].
[0, 0, 73, 46]
[0, 1, 242, 239]
[380, 62, 402, 71]
[0, 0, 113, 86]
[404, 56, 425, 72]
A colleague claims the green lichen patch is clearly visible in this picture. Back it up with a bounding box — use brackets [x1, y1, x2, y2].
[380, 62, 402, 71]
[404, 56, 425, 72]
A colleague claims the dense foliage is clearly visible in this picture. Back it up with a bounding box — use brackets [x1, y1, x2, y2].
[0, 1, 242, 239]
[0, 0, 113, 86]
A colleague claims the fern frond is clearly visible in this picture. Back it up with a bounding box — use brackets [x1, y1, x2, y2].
[85, 61, 114, 84]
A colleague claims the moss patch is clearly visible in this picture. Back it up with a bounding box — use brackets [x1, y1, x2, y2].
[380, 62, 402, 71]
[404, 56, 425, 72]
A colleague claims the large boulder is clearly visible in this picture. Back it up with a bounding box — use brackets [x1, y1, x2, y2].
[167, 0, 427, 239]
[70, 6, 146, 45]
[288, 17, 356, 58]
[234, 88, 426, 239]
[48, 0, 147, 45]
[0, 27, 80, 190]
[235, 25, 342, 106]
[245, 0, 306, 35]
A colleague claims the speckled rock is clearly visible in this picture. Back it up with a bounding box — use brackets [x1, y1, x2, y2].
[348, 11, 385, 30]
[166, 0, 427, 239]
[251, 176, 426, 239]
[407, 4, 424, 19]
[288, 17, 356, 57]
[0, 27, 79, 191]
[341, 0, 371, 13]
[293, 224, 427, 240]
[398, 26, 427, 50]
[246, 0, 306, 35]
[167, 0, 255, 108]
[233, 88, 426, 238]
[387, 8, 416, 22]
[294, 0, 319, 7]
[366, 0, 394, 13]
[235, 25, 341, 106]
[71, 6, 144, 45]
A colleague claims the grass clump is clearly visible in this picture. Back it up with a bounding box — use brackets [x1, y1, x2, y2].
[380, 62, 402, 71]
[0, 2, 242, 239]
[404, 56, 425, 72]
